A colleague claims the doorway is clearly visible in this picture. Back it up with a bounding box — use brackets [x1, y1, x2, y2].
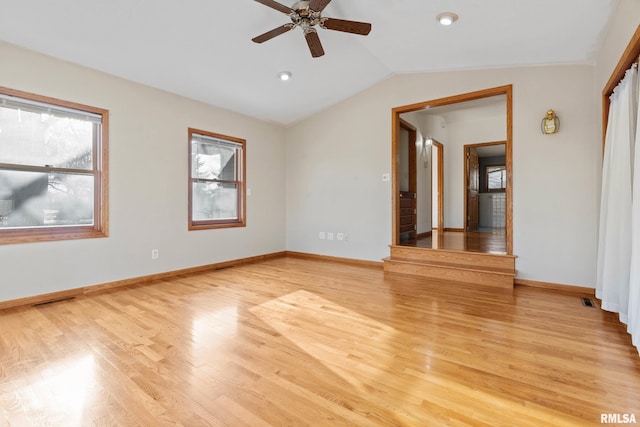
[431, 139, 444, 231]
[464, 141, 507, 233]
[398, 119, 417, 242]
[391, 85, 513, 255]
[466, 146, 480, 232]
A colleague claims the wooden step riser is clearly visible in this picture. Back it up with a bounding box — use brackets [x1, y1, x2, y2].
[383, 259, 514, 289]
[390, 246, 515, 270]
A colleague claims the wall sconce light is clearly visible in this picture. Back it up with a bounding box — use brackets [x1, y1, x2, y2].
[421, 137, 432, 168]
[541, 109, 560, 134]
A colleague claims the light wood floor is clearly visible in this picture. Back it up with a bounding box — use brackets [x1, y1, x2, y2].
[1, 257, 639, 426]
[402, 229, 507, 254]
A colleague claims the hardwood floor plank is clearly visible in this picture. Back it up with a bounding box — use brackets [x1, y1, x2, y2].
[0, 256, 638, 426]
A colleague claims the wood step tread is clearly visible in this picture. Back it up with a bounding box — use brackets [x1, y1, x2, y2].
[390, 245, 516, 259]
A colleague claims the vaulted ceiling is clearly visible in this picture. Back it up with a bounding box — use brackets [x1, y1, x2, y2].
[0, 0, 618, 125]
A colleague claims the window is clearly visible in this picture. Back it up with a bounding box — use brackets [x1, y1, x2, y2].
[0, 87, 108, 244]
[188, 128, 245, 229]
[485, 165, 507, 192]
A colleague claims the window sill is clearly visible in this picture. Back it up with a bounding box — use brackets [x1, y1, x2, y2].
[0, 227, 108, 245]
[189, 221, 246, 231]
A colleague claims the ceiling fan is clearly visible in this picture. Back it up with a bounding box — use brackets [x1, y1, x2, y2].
[252, 0, 372, 58]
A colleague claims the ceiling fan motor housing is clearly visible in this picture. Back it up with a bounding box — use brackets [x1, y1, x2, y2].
[292, 1, 311, 14]
[290, 1, 324, 29]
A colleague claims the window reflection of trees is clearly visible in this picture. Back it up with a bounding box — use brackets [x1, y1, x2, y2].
[0, 108, 96, 228]
[192, 142, 238, 220]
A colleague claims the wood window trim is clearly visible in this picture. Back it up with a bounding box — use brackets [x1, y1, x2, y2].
[0, 86, 109, 245]
[188, 128, 246, 230]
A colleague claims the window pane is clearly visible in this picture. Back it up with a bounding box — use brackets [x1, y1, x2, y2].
[0, 170, 94, 228]
[487, 166, 506, 190]
[488, 171, 502, 189]
[192, 181, 238, 221]
[192, 141, 236, 181]
[0, 106, 94, 170]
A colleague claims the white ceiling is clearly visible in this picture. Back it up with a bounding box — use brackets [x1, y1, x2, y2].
[0, 0, 618, 126]
[475, 144, 505, 158]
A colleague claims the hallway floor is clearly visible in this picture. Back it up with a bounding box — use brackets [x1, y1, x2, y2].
[401, 229, 507, 254]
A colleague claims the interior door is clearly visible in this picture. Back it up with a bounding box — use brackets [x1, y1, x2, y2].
[467, 147, 479, 231]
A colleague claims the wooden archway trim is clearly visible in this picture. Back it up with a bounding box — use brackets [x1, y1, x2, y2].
[391, 85, 513, 254]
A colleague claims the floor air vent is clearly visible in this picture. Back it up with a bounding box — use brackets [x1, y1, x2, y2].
[581, 297, 596, 308]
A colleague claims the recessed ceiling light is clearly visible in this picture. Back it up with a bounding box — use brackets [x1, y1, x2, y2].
[436, 12, 458, 26]
[278, 71, 292, 81]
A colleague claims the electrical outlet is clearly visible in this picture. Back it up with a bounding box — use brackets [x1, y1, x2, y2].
[319, 231, 326, 240]
[327, 232, 334, 240]
[337, 232, 344, 241]
[151, 249, 159, 259]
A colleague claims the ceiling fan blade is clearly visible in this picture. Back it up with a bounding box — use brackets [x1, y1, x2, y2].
[304, 29, 325, 58]
[254, 0, 293, 14]
[309, 0, 332, 12]
[252, 24, 294, 43]
[322, 18, 371, 35]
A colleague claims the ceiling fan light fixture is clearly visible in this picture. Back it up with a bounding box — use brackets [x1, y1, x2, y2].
[252, 0, 372, 58]
[278, 71, 292, 81]
[436, 12, 458, 26]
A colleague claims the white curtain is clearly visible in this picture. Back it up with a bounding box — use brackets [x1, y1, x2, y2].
[597, 63, 639, 355]
[629, 64, 640, 352]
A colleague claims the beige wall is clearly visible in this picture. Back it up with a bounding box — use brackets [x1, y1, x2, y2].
[1, 1, 635, 301]
[287, 0, 636, 288]
[286, 64, 599, 287]
[0, 41, 287, 302]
